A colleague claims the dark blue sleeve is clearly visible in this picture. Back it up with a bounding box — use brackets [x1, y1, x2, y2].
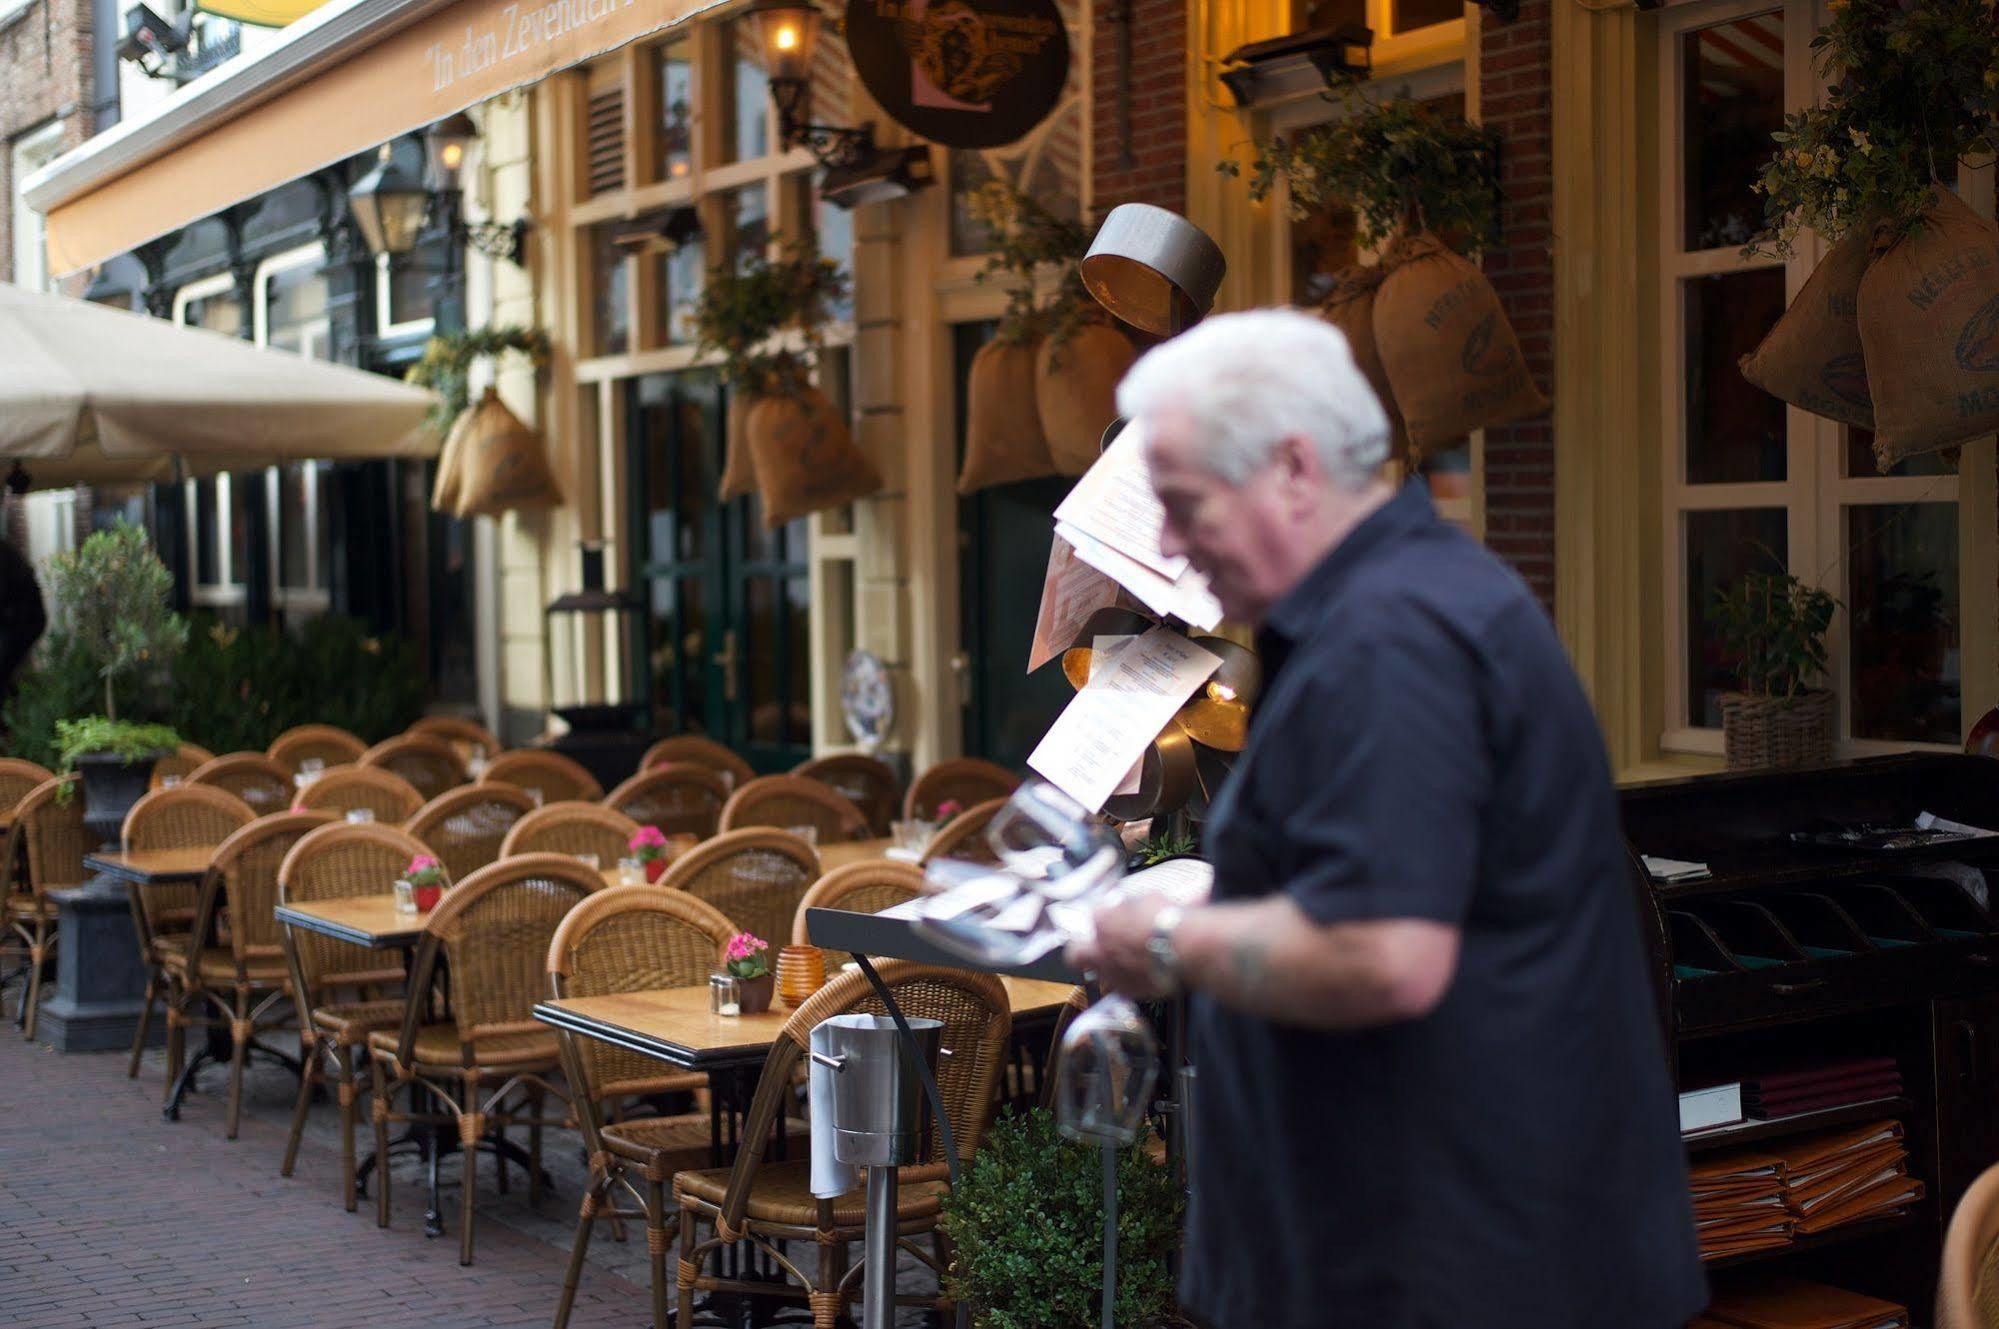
[1272, 614, 1491, 928]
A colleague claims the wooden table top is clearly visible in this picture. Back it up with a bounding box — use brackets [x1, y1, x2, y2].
[84, 847, 213, 884]
[534, 976, 1074, 1070]
[275, 895, 425, 949]
[817, 837, 903, 872]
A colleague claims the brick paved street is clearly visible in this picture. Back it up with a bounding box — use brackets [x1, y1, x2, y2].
[0, 1031, 655, 1329]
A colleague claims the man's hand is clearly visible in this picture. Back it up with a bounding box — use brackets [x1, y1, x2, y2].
[1067, 892, 1175, 999]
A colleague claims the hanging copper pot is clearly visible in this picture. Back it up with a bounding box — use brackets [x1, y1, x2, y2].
[1103, 718, 1197, 822]
[1177, 635, 1262, 753]
[1061, 606, 1159, 690]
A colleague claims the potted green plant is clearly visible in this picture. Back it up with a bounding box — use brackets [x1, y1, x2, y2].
[1709, 569, 1839, 770]
[939, 1108, 1185, 1329]
[42, 522, 189, 838]
[693, 242, 881, 527]
[724, 931, 773, 1014]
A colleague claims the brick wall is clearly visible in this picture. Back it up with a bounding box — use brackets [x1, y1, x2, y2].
[0, 0, 97, 284]
[1478, 0, 1555, 611]
[1090, 0, 1186, 214]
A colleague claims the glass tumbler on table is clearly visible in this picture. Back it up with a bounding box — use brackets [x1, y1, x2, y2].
[393, 878, 416, 915]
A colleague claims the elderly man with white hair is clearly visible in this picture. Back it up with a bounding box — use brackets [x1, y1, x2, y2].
[1071, 309, 1705, 1328]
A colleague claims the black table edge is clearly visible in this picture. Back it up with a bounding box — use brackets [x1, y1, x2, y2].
[531, 1000, 767, 1071]
[83, 853, 206, 885]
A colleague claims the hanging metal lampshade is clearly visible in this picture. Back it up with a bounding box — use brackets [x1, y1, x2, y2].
[1177, 635, 1261, 753]
[1080, 203, 1227, 337]
[1060, 606, 1158, 690]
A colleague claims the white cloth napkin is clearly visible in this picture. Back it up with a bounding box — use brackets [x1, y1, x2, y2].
[808, 1021, 860, 1199]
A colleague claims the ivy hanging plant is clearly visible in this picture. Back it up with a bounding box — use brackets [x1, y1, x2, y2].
[1750, 0, 1999, 257]
[691, 241, 849, 398]
[1222, 90, 1502, 255]
[404, 325, 552, 428]
[962, 179, 1097, 349]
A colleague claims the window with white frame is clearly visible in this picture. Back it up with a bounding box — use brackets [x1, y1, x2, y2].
[376, 252, 437, 340]
[1267, 63, 1481, 533]
[1661, 0, 1965, 752]
[11, 122, 64, 292]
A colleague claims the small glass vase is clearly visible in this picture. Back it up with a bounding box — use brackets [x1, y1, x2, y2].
[392, 878, 416, 915]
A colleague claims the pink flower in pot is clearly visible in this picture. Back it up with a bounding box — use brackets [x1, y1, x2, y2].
[407, 854, 446, 911]
[629, 825, 671, 883]
[936, 799, 965, 820]
[724, 932, 774, 1013]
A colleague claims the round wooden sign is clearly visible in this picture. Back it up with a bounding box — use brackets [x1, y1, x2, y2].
[843, 0, 1070, 149]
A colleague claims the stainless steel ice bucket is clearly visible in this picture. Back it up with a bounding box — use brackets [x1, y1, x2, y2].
[818, 1014, 944, 1168]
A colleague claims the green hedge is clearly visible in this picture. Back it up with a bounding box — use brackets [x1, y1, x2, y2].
[3, 614, 427, 769]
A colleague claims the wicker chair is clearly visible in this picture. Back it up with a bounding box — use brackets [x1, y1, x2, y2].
[903, 758, 1020, 822]
[1942, 1159, 1999, 1328]
[547, 887, 738, 1329]
[481, 749, 604, 804]
[293, 765, 425, 823]
[360, 734, 469, 804]
[150, 743, 215, 791]
[792, 754, 901, 838]
[405, 784, 536, 887]
[642, 735, 756, 792]
[368, 853, 601, 1264]
[2, 777, 82, 1039]
[675, 962, 1012, 1329]
[720, 776, 870, 844]
[120, 784, 256, 1083]
[500, 802, 640, 868]
[166, 812, 330, 1139]
[656, 829, 821, 948]
[604, 766, 730, 841]
[188, 752, 294, 817]
[406, 715, 503, 764]
[0, 758, 52, 821]
[268, 724, 367, 777]
[918, 797, 1007, 867]
[791, 861, 924, 965]
[275, 822, 431, 1210]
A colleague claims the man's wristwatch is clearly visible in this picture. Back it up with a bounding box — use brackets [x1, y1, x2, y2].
[1144, 904, 1186, 991]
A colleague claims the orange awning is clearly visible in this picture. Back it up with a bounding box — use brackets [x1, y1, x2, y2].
[32, 0, 721, 276]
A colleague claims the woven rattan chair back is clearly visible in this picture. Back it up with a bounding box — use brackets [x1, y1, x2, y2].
[1941, 1159, 1999, 1329]
[15, 777, 85, 898]
[481, 749, 603, 804]
[547, 886, 736, 1107]
[792, 753, 900, 838]
[293, 765, 424, 823]
[405, 784, 536, 885]
[360, 734, 468, 804]
[193, 812, 333, 970]
[405, 715, 502, 762]
[277, 822, 434, 998]
[149, 743, 214, 791]
[715, 963, 1010, 1229]
[417, 854, 601, 1051]
[122, 784, 257, 938]
[641, 735, 755, 792]
[918, 797, 1007, 867]
[268, 725, 367, 777]
[656, 828, 820, 946]
[719, 775, 870, 844]
[790, 860, 924, 953]
[903, 757, 1019, 822]
[603, 766, 728, 840]
[501, 802, 640, 866]
[188, 753, 293, 816]
[0, 758, 53, 823]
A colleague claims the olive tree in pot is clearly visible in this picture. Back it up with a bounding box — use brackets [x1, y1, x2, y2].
[1710, 568, 1838, 771]
[43, 521, 188, 842]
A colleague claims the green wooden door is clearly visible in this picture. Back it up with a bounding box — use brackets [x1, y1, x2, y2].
[628, 371, 813, 773]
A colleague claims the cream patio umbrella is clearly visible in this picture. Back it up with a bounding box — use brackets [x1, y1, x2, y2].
[0, 281, 438, 490]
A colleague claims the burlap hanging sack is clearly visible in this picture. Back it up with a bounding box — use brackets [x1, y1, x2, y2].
[1740, 226, 1875, 429]
[430, 398, 473, 515]
[1373, 232, 1549, 448]
[1318, 264, 1410, 462]
[1858, 185, 1999, 467]
[959, 337, 1057, 493]
[1036, 320, 1137, 475]
[744, 386, 883, 529]
[719, 395, 757, 501]
[451, 387, 563, 517]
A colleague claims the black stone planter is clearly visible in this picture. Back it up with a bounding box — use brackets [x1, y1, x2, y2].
[74, 749, 162, 847]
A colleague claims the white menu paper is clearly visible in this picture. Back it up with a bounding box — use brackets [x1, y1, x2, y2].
[1027, 627, 1221, 812]
[1052, 420, 1223, 631]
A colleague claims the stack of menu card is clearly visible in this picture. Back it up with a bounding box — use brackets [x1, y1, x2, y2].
[1768, 1121, 1922, 1235]
[1688, 1149, 1793, 1261]
[1704, 1278, 1909, 1329]
[1051, 421, 1223, 631]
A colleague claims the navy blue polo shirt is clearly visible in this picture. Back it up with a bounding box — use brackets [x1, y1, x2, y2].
[1182, 482, 1705, 1329]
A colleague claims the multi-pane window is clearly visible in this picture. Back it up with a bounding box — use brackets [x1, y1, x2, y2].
[1661, 1, 1964, 751]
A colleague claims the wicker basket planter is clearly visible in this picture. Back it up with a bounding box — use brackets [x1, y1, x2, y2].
[1720, 690, 1835, 771]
